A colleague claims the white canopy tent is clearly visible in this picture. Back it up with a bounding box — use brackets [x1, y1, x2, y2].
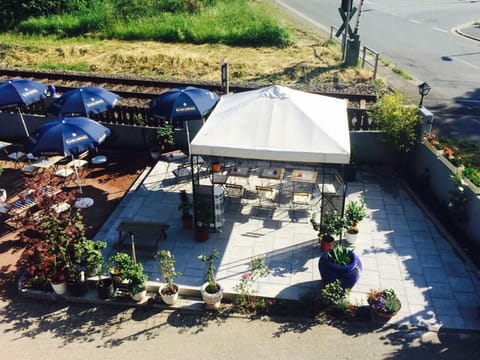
[190, 85, 350, 164]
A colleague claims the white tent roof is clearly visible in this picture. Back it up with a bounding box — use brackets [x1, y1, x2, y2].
[190, 85, 350, 164]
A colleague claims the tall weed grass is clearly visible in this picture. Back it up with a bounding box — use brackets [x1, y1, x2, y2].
[14, 0, 293, 47]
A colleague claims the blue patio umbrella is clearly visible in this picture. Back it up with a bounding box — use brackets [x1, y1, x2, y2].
[149, 86, 219, 122]
[47, 86, 120, 117]
[149, 86, 219, 157]
[0, 79, 47, 137]
[27, 117, 111, 193]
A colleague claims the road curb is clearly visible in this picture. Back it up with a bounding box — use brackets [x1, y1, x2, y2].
[454, 26, 480, 42]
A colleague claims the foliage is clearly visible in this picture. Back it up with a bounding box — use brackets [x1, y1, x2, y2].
[198, 249, 220, 292]
[367, 288, 401, 314]
[11, 0, 293, 47]
[371, 92, 422, 154]
[124, 261, 147, 295]
[424, 132, 480, 185]
[108, 252, 133, 273]
[233, 256, 270, 313]
[156, 249, 181, 293]
[311, 212, 344, 237]
[321, 279, 351, 312]
[76, 239, 106, 272]
[18, 174, 86, 285]
[344, 197, 366, 231]
[448, 173, 468, 227]
[463, 167, 480, 187]
[178, 190, 193, 217]
[156, 122, 174, 148]
[0, 0, 100, 31]
[328, 244, 353, 267]
[194, 197, 213, 231]
[108, 252, 146, 294]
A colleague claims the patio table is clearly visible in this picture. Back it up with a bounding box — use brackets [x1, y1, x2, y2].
[228, 166, 251, 178]
[291, 169, 318, 184]
[116, 220, 170, 262]
[291, 169, 318, 192]
[259, 167, 284, 180]
[0, 140, 12, 154]
[32, 155, 65, 171]
[161, 150, 187, 162]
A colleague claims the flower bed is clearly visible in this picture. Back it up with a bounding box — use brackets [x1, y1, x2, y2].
[424, 133, 480, 187]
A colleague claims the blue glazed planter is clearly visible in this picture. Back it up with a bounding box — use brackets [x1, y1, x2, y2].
[318, 249, 362, 289]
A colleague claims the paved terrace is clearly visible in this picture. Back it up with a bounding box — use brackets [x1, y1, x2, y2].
[95, 159, 480, 331]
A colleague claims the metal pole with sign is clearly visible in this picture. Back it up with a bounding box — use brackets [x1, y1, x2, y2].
[221, 58, 229, 95]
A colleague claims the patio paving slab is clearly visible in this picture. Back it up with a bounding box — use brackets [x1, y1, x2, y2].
[96, 160, 480, 331]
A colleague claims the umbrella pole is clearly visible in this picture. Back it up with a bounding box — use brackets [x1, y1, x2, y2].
[17, 107, 30, 137]
[185, 120, 191, 160]
[71, 155, 83, 194]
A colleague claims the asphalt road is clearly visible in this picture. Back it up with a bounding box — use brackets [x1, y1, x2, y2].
[1, 295, 480, 359]
[277, 0, 480, 143]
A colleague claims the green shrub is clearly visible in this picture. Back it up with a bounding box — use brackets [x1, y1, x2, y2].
[328, 245, 353, 267]
[322, 279, 350, 311]
[371, 92, 422, 154]
[463, 167, 480, 186]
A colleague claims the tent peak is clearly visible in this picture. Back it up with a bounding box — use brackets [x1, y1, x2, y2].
[259, 85, 291, 100]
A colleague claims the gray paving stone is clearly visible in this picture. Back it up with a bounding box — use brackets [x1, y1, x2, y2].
[92, 163, 480, 331]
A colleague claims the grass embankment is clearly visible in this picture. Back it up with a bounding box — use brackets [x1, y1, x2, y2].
[0, 0, 375, 87]
[14, 0, 293, 47]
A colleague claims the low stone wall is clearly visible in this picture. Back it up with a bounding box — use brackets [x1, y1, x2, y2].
[409, 142, 480, 246]
[1, 112, 477, 245]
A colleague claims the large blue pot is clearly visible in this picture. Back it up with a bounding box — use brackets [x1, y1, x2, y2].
[318, 249, 362, 289]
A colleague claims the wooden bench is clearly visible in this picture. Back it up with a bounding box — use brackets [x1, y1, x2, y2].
[116, 220, 170, 262]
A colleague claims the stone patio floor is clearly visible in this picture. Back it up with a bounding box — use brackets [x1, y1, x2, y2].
[95, 160, 480, 331]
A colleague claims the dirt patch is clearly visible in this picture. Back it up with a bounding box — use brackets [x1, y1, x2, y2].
[0, 149, 149, 297]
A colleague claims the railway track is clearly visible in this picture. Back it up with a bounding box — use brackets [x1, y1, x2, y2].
[0, 68, 377, 108]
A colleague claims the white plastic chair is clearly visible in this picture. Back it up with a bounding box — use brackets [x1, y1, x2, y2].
[0, 189, 8, 214]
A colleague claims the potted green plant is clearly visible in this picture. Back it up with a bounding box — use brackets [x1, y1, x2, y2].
[124, 261, 148, 302]
[78, 239, 107, 277]
[66, 265, 89, 297]
[108, 252, 132, 289]
[318, 243, 362, 289]
[156, 250, 181, 305]
[311, 212, 343, 252]
[194, 198, 212, 242]
[96, 262, 114, 300]
[198, 249, 223, 310]
[343, 197, 366, 244]
[178, 190, 193, 230]
[156, 122, 174, 151]
[367, 288, 401, 319]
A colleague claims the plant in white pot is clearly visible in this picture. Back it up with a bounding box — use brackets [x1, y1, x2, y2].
[157, 249, 181, 305]
[343, 197, 367, 244]
[125, 261, 148, 302]
[198, 249, 223, 310]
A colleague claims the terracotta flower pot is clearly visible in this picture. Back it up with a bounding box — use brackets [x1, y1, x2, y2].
[195, 228, 209, 242]
[181, 215, 193, 230]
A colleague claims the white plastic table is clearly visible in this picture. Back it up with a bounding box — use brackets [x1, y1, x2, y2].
[74, 197, 94, 209]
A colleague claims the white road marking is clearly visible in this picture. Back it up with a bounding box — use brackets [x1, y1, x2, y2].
[432, 27, 448, 33]
[454, 57, 480, 70]
[409, 18, 421, 24]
